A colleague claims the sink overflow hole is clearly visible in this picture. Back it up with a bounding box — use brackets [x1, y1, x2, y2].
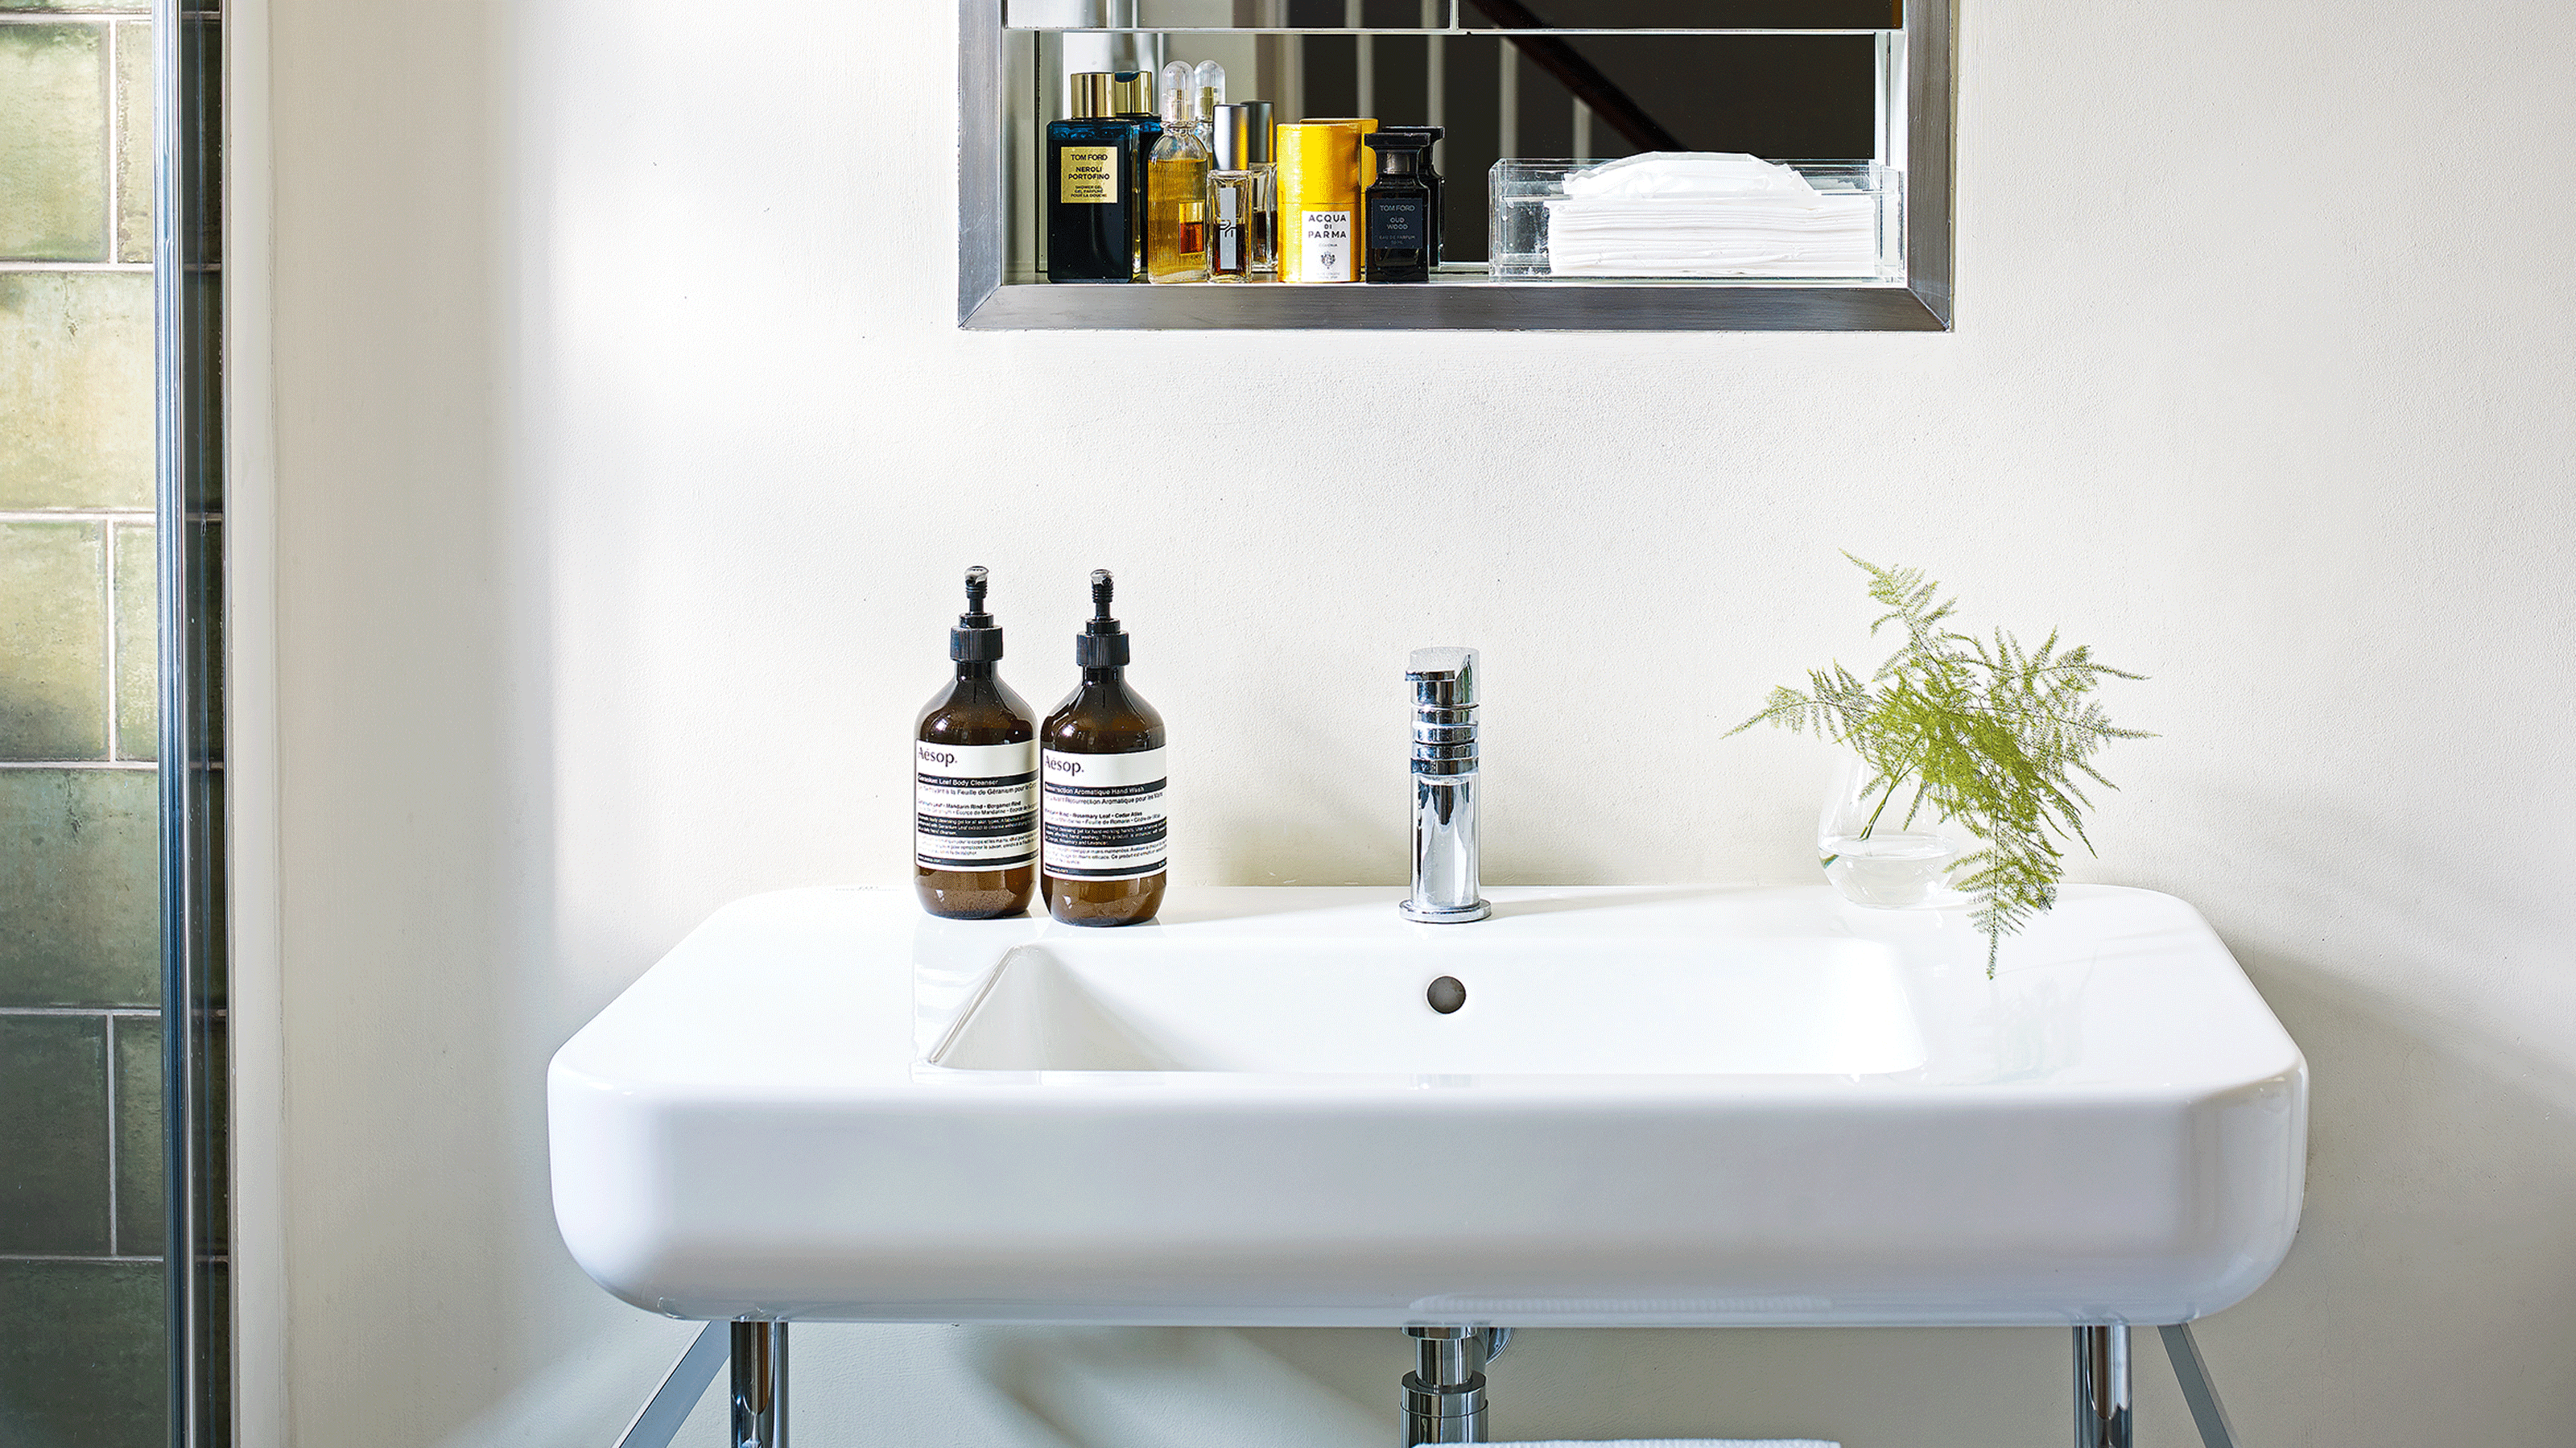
[1426, 976, 1467, 1014]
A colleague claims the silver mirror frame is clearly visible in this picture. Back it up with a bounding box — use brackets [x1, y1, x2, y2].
[956, 0, 1952, 331]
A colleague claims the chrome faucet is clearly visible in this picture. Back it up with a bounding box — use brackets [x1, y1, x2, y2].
[1403, 647, 1488, 923]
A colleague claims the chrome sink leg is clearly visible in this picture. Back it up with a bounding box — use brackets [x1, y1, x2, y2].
[1402, 1325, 1497, 1445]
[2158, 1322, 2242, 1448]
[612, 1322, 729, 1448]
[732, 1321, 788, 1448]
[2074, 1324, 2131, 1448]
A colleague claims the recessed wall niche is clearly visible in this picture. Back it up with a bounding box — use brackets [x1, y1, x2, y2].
[958, 1, 1952, 330]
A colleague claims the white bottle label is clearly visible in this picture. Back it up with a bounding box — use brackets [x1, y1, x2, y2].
[1041, 746, 1168, 881]
[1301, 209, 1353, 283]
[914, 741, 1038, 873]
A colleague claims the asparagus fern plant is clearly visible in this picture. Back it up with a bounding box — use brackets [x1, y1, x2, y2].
[1730, 556, 2151, 976]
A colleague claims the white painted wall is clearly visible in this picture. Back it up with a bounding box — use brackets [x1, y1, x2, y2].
[254, 0, 2576, 1443]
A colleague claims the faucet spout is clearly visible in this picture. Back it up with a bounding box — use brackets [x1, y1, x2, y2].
[1403, 647, 1490, 923]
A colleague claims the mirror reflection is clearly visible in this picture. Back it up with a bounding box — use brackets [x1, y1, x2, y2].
[1005, 2, 1902, 278]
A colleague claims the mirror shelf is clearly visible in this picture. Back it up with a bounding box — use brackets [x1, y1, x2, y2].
[960, 1, 1952, 332]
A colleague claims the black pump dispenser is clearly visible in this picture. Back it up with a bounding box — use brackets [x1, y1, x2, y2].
[1042, 567, 1164, 926]
[1074, 568, 1131, 669]
[916, 564, 1038, 920]
[951, 566, 1005, 662]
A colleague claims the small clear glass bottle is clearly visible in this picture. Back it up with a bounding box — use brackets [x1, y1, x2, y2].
[1208, 101, 1277, 283]
[1191, 60, 1225, 144]
[1145, 75, 1212, 284]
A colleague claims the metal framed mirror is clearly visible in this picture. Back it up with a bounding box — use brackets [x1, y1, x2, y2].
[958, 0, 1952, 330]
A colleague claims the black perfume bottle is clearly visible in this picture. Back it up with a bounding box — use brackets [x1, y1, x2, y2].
[1362, 133, 1434, 284]
[1046, 72, 1143, 283]
[1379, 125, 1446, 266]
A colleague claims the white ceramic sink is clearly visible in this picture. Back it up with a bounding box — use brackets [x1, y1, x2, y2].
[548, 885, 2306, 1328]
[933, 936, 1925, 1076]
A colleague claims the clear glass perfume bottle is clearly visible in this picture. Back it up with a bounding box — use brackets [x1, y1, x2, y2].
[1208, 101, 1277, 283]
[1191, 60, 1224, 143]
[1145, 76, 1212, 284]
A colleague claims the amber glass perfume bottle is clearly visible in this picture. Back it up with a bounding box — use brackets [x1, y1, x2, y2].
[1146, 72, 1212, 284]
[915, 567, 1038, 918]
[1045, 72, 1141, 283]
[1041, 571, 1166, 927]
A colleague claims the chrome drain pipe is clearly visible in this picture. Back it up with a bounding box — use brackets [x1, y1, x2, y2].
[2074, 1324, 2130, 1448]
[1402, 1326, 1509, 1445]
[732, 1321, 788, 1448]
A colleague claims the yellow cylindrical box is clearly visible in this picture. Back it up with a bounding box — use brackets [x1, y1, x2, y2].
[1301, 118, 1380, 192]
[1274, 121, 1362, 284]
[1301, 118, 1381, 258]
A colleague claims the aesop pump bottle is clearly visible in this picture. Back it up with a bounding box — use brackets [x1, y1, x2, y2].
[1040, 571, 1167, 926]
[914, 567, 1038, 919]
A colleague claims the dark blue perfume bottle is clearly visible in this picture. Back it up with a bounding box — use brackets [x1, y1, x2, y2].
[1046, 72, 1143, 283]
[1107, 69, 1162, 281]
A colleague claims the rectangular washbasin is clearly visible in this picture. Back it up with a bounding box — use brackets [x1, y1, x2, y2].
[548, 885, 2307, 1329]
[933, 937, 1926, 1076]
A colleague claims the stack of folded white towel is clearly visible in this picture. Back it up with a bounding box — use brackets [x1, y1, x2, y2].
[1544, 152, 1877, 278]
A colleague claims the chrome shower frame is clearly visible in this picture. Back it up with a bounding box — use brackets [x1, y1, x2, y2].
[154, 1, 232, 1442]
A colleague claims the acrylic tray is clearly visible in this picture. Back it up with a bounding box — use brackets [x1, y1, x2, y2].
[1487, 159, 1902, 282]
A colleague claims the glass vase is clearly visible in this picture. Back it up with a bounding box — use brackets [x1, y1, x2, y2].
[1817, 750, 1966, 909]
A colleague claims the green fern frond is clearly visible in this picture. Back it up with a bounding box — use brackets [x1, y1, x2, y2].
[1733, 557, 2153, 976]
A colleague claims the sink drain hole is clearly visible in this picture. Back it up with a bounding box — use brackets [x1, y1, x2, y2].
[1426, 976, 1467, 1014]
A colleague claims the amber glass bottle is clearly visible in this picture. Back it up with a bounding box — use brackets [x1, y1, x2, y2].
[914, 567, 1038, 919]
[1040, 570, 1166, 926]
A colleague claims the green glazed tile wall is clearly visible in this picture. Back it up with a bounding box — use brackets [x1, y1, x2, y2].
[0, 23, 107, 260]
[113, 1013, 160, 1253]
[2, 8, 165, 1439]
[0, 1016, 110, 1253]
[0, 768, 158, 1008]
[111, 21, 148, 262]
[110, 521, 154, 758]
[0, 518, 109, 757]
[0, 271, 156, 509]
[0, 1261, 166, 1448]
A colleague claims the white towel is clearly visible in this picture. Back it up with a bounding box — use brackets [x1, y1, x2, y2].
[1543, 152, 1876, 278]
[1544, 197, 1879, 277]
[1558, 151, 1816, 200]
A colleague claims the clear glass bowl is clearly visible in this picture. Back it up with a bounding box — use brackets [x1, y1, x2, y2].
[1818, 751, 1966, 910]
